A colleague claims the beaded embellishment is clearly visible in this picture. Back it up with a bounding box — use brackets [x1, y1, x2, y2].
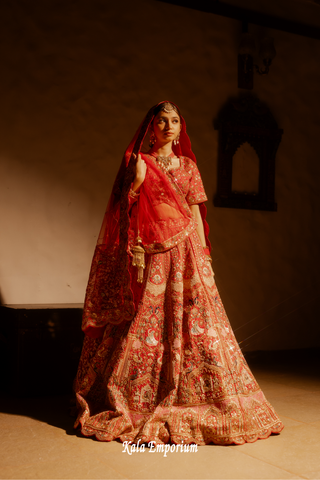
[156, 155, 173, 173]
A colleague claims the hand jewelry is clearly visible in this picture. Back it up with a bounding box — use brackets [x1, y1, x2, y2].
[129, 189, 139, 198]
[203, 246, 212, 263]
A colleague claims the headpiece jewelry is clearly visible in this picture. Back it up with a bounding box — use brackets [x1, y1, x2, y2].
[162, 102, 177, 114]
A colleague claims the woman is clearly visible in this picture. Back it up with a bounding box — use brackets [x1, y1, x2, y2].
[74, 101, 284, 445]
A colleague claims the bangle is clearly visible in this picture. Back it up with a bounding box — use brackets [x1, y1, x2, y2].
[129, 189, 139, 198]
[203, 246, 212, 263]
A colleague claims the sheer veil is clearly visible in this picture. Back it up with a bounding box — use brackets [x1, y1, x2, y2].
[82, 101, 211, 337]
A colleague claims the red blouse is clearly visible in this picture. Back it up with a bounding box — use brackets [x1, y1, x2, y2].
[169, 156, 208, 205]
[129, 155, 207, 209]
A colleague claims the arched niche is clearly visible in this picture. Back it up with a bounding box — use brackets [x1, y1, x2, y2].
[214, 96, 283, 211]
[232, 141, 259, 194]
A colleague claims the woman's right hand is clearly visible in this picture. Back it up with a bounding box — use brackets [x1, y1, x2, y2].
[132, 153, 147, 192]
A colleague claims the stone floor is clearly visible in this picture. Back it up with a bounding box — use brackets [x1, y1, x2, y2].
[0, 349, 320, 480]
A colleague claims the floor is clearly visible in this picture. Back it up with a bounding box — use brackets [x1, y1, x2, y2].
[0, 350, 320, 480]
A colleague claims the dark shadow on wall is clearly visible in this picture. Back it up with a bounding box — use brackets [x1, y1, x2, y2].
[245, 348, 320, 380]
[0, 305, 84, 398]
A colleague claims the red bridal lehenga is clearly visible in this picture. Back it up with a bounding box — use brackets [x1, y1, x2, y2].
[73, 102, 284, 445]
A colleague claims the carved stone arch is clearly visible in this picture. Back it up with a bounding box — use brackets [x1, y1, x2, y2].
[214, 95, 283, 211]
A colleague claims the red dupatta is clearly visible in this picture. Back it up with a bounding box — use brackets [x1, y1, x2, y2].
[82, 101, 211, 337]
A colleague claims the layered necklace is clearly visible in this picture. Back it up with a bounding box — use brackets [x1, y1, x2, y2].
[150, 151, 175, 174]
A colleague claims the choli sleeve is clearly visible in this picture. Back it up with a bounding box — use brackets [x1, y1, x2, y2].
[185, 157, 208, 205]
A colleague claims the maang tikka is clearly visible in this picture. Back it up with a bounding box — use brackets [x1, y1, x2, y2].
[162, 103, 175, 114]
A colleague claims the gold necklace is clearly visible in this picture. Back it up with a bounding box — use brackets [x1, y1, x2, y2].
[155, 153, 174, 173]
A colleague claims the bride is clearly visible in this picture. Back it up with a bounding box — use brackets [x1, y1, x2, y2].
[73, 101, 284, 445]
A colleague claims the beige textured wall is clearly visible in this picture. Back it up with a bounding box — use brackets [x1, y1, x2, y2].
[0, 0, 319, 350]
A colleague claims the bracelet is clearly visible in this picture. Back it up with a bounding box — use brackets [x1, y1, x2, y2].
[129, 189, 139, 198]
[203, 246, 212, 263]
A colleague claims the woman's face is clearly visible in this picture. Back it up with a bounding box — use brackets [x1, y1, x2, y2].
[152, 110, 181, 145]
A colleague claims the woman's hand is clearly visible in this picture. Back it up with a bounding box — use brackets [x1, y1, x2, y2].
[190, 204, 207, 248]
[132, 153, 147, 192]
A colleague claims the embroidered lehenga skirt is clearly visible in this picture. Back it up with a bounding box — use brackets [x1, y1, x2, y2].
[74, 230, 284, 445]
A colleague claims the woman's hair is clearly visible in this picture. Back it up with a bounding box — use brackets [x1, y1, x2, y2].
[153, 102, 181, 119]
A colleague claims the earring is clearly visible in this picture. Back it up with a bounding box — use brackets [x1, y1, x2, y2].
[149, 132, 156, 148]
[173, 133, 180, 145]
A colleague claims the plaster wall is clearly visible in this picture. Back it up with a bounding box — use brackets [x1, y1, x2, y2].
[0, 0, 319, 350]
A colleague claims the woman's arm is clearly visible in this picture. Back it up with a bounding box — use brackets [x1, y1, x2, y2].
[189, 204, 207, 248]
